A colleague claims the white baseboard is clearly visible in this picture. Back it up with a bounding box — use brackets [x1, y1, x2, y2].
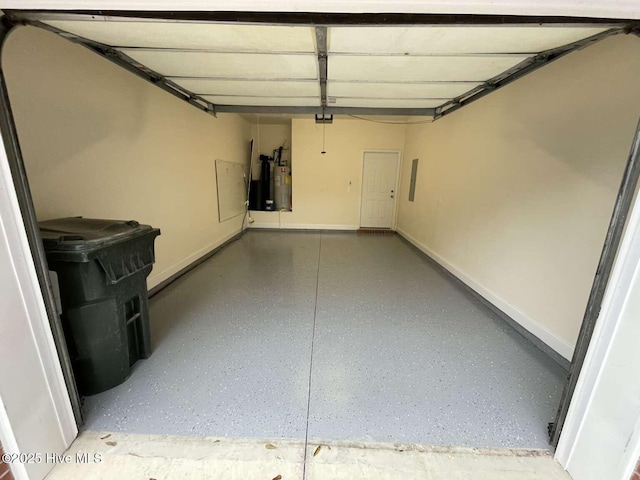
[249, 223, 359, 231]
[396, 227, 574, 360]
[147, 228, 241, 289]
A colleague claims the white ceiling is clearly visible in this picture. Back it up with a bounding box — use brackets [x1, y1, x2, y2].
[41, 18, 614, 113]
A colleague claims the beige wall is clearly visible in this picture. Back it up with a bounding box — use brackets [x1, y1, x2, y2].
[250, 121, 292, 180]
[397, 34, 640, 358]
[251, 117, 405, 228]
[3, 26, 252, 289]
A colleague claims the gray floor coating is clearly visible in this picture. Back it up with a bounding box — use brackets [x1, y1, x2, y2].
[83, 231, 566, 450]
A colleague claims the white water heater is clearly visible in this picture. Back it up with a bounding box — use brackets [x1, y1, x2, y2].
[273, 166, 291, 211]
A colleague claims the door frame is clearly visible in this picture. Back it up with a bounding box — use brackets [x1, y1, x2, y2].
[0, 17, 79, 472]
[0, 7, 639, 472]
[359, 149, 402, 229]
[554, 170, 640, 478]
[549, 116, 640, 448]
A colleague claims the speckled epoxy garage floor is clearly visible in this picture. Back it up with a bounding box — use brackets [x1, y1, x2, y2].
[83, 231, 566, 449]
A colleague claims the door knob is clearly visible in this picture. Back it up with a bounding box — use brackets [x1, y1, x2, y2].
[390, 195, 394, 198]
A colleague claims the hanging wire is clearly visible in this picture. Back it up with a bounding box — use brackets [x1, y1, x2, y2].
[321, 121, 327, 154]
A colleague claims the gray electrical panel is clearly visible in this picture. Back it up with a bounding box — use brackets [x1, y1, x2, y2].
[409, 158, 419, 202]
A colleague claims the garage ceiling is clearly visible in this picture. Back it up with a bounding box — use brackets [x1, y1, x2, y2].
[6, 12, 634, 119]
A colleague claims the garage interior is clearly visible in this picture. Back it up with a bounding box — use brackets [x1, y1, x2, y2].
[2, 8, 640, 465]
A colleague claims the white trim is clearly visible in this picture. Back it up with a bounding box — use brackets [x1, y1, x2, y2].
[3, 1, 639, 20]
[0, 220, 77, 448]
[555, 184, 640, 473]
[0, 399, 28, 480]
[393, 151, 404, 230]
[397, 226, 574, 360]
[359, 150, 402, 230]
[620, 414, 640, 480]
[0, 145, 77, 445]
[249, 222, 358, 231]
[147, 226, 242, 288]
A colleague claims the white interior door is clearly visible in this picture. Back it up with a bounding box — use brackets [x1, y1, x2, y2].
[360, 151, 399, 229]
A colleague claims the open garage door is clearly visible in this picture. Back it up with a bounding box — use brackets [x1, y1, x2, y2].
[0, 9, 639, 480]
[5, 10, 631, 120]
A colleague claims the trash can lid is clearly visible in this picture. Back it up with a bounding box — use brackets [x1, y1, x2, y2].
[39, 217, 155, 252]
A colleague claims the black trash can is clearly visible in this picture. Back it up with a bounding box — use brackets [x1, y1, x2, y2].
[39, 217, 161, 396]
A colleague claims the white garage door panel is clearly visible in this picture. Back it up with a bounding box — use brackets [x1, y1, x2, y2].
[328, 26, 609, 55]
[332, 97, 446, 108]
[202, 95, 321, 106]
[119, 49, 319, 79]
[172, 78, 320, 97]
[329, 55, 530, 82]
[33, 15, 618, 113]
[328, 81, 481, 99]
[45, 20, 317, 53]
